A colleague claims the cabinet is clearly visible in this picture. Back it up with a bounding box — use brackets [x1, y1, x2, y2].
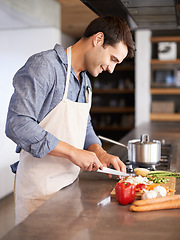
[89, 59, 135, 140]
[150, 36, 180, 122]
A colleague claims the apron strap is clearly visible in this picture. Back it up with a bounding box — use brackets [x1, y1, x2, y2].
[63, 46, 72, 99]
[63, 46, 92, 104]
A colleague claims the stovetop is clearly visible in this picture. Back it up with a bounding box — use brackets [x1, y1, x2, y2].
[125, 143, 172, 173]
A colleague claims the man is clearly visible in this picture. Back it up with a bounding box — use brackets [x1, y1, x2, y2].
[6, 15, 135, 224]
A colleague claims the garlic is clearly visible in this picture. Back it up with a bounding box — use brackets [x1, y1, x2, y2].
[153, 186, 167, 197]
[141, 190, 157, 200]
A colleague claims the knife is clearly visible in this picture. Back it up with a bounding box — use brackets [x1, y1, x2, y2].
[97, 167, 129, 177]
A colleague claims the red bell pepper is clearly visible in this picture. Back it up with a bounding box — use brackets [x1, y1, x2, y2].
[115, 181, 135, 205]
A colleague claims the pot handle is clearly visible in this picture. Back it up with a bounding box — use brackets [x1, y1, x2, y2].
[140, 134, 149, 143]
[98, 136, 128, 149]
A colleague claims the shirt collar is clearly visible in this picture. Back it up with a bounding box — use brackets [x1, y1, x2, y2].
[54, 44, 68, 65]
[54, 44, 87, 84]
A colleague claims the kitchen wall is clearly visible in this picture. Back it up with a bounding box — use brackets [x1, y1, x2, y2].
[135, 30, 151, 127]
[0, 0, 75, 199]
[0, 0, 152, 199]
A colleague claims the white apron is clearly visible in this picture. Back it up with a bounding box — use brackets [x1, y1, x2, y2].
[15, 47, 92, 225]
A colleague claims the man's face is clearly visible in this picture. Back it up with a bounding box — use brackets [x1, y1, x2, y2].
[86, 40, 128, 77]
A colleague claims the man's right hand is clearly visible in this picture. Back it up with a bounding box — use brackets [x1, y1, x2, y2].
[49, 140, 103, 171]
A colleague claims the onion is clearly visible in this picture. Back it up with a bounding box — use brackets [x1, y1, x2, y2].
[141, 190, 157, 200]
[153, 186, 167, 197]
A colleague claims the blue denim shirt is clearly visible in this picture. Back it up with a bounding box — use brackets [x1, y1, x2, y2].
[6, 44, 101, 160]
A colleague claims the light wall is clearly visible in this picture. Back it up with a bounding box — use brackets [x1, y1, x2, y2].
[135, 30, 152, 127]
[0, 27, 61, 199]
[0, 1, 75, 199]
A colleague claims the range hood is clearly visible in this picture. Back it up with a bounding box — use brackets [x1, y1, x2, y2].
[81, 0, 180, 30]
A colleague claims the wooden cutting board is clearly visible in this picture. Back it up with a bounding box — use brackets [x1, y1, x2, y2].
[111, 176, 176, 200]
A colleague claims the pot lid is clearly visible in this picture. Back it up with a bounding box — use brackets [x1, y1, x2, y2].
[130, 134, 160, 145]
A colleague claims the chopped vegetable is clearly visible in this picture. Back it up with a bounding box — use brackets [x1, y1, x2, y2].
[135, 183, 146, 192]
[115, 182, 135, 205]
[147, 176, 169, 184]
[124, 175, 153, 185]
[145, 184, 174, 196]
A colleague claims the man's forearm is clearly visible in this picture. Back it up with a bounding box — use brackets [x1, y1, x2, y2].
[49, 141, 103, 171]
[87, 143, 106, 159]
[48, 140, 75, 159]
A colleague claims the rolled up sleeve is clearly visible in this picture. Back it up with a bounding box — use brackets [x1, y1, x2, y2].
[84, 114, 102, 150]
[5, 55, 59, 158]
[6, 115, 59, 158]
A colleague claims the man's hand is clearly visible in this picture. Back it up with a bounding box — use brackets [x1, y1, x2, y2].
[49, 140, 103, 171]
[69, 148, 103, 171]
[87, 143, 126, 178]
[98, 151, 126, 172]
[49, 140, 125, 176]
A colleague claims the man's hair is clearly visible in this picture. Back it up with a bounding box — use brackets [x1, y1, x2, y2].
[82, 15, 135, 58]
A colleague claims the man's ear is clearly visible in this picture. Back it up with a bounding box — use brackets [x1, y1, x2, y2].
[92, 32, 104, 47]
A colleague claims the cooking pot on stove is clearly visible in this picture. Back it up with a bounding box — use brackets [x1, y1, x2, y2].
[99, 134, 161, 165]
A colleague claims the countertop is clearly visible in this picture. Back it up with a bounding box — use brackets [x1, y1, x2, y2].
[2, 122, 180, 240]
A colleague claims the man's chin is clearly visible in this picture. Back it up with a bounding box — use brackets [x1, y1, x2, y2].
[94, 73, 99, 77]
[90, 72, 99, 78]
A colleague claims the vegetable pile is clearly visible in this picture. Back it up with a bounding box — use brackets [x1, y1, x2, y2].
[114, 168, 180, 211]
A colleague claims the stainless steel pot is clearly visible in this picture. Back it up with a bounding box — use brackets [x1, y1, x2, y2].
[99, 134, 161, 165]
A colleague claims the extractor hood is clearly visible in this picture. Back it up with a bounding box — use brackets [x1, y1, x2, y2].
[81, 0, 180, 30]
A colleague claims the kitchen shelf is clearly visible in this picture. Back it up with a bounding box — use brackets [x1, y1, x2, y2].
[94, 126, 132, 131]
[150, 35, 180, 123]
[93, 89, 134, 94]
[89, 58, 135, 140]
[91, 107, 134, 113]
[151, 88, 180, 95]
[150, 113, 180, 121]
[115, 65, 134, 71]
[150, 36, 180, 43]
[151, 59, 180, 64]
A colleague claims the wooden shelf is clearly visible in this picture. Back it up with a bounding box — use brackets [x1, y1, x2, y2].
[151, 88, 180, 95]
[93, 89, 134, 94]
[151, 59, 180, 64]
[115, 65, 134, 71]
[150, 36, 180, 43]
[90, 57, 135, 138]
[94, 126, 133, 131]
[150, 35, 180, 123]
[91, 107, 134, 113]
[150, 113, 180, 121]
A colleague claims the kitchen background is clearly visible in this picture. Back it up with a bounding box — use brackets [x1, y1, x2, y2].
[0, 0, 180, 235]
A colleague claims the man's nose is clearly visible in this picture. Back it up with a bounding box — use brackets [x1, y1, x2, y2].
[107, 64, 116, 74]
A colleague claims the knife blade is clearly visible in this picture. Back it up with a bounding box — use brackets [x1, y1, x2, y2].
[97, 167, 129, 177]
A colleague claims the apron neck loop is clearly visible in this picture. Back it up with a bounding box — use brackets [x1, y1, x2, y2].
[64, 46, 91, 105]
[63, 46, 71, 99]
